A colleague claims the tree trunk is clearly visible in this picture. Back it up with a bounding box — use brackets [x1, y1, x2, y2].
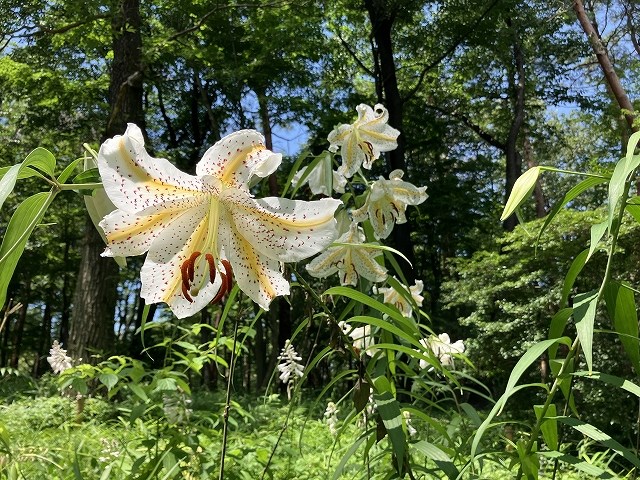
[503, 19, 526, 231]
[10, 284, 29, 368]
[69, 0, 145, 362]
[364, 0, 416, 282]
[33, 295, 52, 376]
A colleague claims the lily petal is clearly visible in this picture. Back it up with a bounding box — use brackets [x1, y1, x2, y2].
[196, 130, 281, 188]
[98, 124, 205, 215]
[221, 189, 341, 262]
[218, 213, 290, 310]
[139, 203, 223, 318]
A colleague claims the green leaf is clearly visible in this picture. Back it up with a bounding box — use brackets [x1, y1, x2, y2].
[548, 308, 573, 360]
[0, 191, 57, 309]
[501, 166, 540, 221]
[572, 370, 640, 398]
[471, 337, 570, 457]
[98, 373, 118, 391]
[587, 221, 607, 262]
[24, 147, 56, 177]
[554, 416, 640, 470]
[332, 430, 369, 480]
[57, 157, 84, 183]
[282, 149, 311, 197]
[72, 167, 101, 185]
[539, 450, 615, 479]
[373, 391, 406, 475]
[534, 404, 558, 450]
[561, 249, 588, 306]
[128, 383, 149, 402]
[354, 378, 371, 414]
[573, 290, 599, 373]
[411, 440, 459, 479]
[608, 131, 640, 230]
[536, 176, 609, 248]
[0, 148, 56, 212]
[603, 281, 640, 374]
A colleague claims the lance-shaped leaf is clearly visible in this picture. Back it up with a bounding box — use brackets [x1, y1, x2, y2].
[500, 166, 540, 221]
[0, 148, 56, 212]
[0, 190, 57, 309]
[603, 281, 640, 375]
[573, 290, 599, 373]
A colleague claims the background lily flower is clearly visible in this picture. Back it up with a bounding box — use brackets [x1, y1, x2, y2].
[306, 222, 387, 286]
[291, 152, 347, 195]
[338, 321, 377, 356]
[352, 169, 427, 240]
[328, 104, 400, 179]
[98, 124, 341, 318]
[376, 278, 424, 318]
[420, 333, 465, 369]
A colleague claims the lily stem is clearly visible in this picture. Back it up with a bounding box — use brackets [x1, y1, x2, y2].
[219, 317, 239, 480]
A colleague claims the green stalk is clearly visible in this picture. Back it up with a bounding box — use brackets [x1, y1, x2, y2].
[516, 174, 633, 479]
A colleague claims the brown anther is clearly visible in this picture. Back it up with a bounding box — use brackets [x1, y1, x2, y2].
[181, 282, 193, 303]
[187, 251, 201, 283]
[211, 259, 234, 305]
[205, 253, 216, 284]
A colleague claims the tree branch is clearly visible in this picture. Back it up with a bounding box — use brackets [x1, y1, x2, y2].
[573, 0, 636, 131]
[403, 0, 501, 103]
[623, 1, 640, 57]
[336, 30, 374, 77]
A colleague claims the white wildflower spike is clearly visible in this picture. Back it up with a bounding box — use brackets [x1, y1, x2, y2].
[97, 124, 341, 318]
[324, 401, 340, 436]
[328, 104, 400, 179]
[420, 333, 466, 369]
[352, 169, 427, 240]
[403, 411, 417, 437]
[306, 222, 387, 286]
[277, 339, 304, 400]
[47, 340, 72, 374]
[291, 152, 347, 195]
[339, 321, 377, 357]
[376, 278, 424, 318]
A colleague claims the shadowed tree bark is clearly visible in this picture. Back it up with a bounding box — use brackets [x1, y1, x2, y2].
[69, 0, 146, 361]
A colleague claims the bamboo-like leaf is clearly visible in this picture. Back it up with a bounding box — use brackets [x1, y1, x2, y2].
[282, 149, 311, 197]
[501, 166, 540, 221]
[0, 149, 57, 212]
[554, 416, 640, 470]
[548, 308, 573, 360]
[587, 221, 607, 262]
[603, 281, 640, 375]
[0, 191, 57, 309]
[534, 404, 558, 450]
[331, 430, 370, 479]
[539, 451, 616, 479]
[561, 249, 589, 306]
[608, 131, 640, 229]
[573, 290, 599, 373]
[573, 371, 640, 398]
[374, 390, 406, 475]
[471, 337, 569, 457]
[411, 440, 459, 479]
[536, 176, 609, 249]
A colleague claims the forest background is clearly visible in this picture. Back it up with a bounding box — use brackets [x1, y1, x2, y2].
[1, 0, 640, 478]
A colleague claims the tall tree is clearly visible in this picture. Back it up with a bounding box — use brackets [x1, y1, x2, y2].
[69, 0, 145, 361]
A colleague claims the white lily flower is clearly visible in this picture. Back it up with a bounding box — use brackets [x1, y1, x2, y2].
[328, 104, 400, 179]
[376, 279, 424, 318]
[291, 152, 347, 195]
[339, 321, 377, 356]
[420, 333, 465, 369]
[352, 169, 427, 240]
[306, 222, 387, 286]
[98, 124, 341, 318]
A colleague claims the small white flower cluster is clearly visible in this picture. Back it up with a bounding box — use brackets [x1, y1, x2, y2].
[162, 388, 192, 425]
[403, 411, 417, 437]
[98, 438, 121, 463]
[420, 333, 466, 370]
[277, 340, 304, 400]
[324, 401, 340, 436]
[47, 340, 73, 374]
